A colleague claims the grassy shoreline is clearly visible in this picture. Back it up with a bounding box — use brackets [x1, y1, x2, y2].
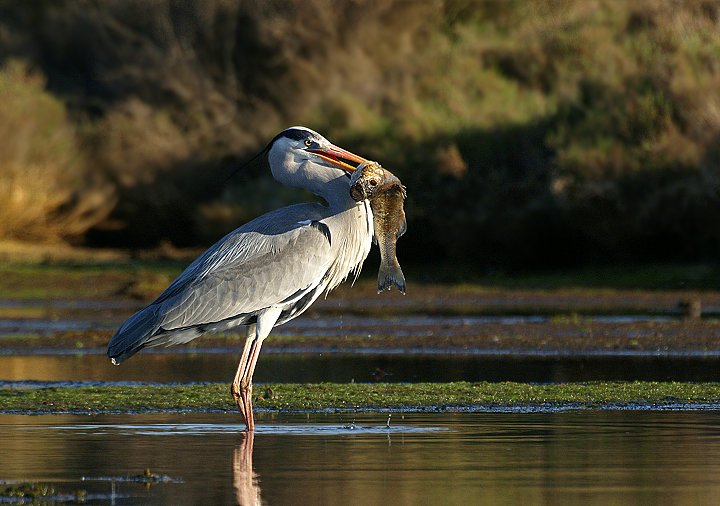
[3, 382, 720, 415]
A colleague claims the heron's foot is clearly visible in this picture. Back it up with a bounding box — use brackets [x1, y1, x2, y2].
[231, 381, 254, 431]
[242, 383, 255, 432]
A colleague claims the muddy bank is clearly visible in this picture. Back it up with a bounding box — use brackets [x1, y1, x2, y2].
[2, 262, 720, 356]
[4, 318, 720, 355]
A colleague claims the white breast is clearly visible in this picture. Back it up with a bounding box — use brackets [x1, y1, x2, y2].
[322, 200, 374, 293]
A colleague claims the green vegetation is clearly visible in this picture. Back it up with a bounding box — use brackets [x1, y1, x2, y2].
[3, 382, 720, 414]
[467, 264, 720, 291]
[0, 1, 718, 267]
[0, 482, 86, 502]
[0, 261, 183, 299]
[0, 261, 718, 302]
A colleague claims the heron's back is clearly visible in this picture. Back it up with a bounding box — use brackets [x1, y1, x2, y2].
[108, 201, 373, 364]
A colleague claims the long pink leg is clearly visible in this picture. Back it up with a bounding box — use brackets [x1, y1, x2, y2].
[230, 308, 281, 431]
[239, 338, 268, 431]
[231, 324, 256, 426]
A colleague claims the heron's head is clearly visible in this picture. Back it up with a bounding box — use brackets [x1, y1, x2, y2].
[267, 126, 367, 195]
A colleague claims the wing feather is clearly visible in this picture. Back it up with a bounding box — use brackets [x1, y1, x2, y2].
[108, 203, 333, 363]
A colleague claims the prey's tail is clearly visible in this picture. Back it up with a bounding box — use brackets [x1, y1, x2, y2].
[378, 261, 406, 294]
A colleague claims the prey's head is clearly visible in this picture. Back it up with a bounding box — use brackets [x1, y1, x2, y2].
[349, 161, 386, 202]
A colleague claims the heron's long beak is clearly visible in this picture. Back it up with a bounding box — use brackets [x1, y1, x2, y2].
[309, 144, 367, 173]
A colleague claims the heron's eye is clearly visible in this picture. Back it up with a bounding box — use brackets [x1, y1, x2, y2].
[304, 139, 313, 147]
[368, 179, 378, 187]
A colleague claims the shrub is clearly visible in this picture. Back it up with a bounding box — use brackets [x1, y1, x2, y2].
[0, 60, 114, 242]
[1, 0, 720, 267]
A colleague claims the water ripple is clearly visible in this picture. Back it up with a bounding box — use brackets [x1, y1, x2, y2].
[13, 422, 448, 436]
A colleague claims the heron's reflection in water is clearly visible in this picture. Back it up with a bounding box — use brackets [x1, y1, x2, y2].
[233, 433, 263, 506]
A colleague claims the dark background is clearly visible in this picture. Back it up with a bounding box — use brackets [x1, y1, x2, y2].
[1, 0, 719, 270]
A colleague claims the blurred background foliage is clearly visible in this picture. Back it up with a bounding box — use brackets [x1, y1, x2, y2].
[0, 0, 719, 269]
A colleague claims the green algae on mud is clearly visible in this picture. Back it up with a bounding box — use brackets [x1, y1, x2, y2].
[3, 382, 720, 414]
[1, 482, 87, 502]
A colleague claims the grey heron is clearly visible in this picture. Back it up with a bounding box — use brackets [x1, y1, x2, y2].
[107, 126, 374, 431]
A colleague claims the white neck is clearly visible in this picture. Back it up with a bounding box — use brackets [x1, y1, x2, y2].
[321, 173, 358, 210]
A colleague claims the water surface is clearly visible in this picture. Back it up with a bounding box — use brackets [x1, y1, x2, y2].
[3, 411, 720, 505]
[2, 353, 720, 384]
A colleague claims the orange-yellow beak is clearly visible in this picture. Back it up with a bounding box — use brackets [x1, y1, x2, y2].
[309, 144, 367, 173]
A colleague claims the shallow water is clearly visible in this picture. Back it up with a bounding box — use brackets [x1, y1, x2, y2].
[3, 352, 720, 384]
[3, 411, 720, 505]
[4, 292, 720, 505]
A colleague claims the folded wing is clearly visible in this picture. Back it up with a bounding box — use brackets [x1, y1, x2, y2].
[108, 205, 333, 363]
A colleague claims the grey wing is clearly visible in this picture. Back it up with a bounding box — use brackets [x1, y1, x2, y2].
[108, 212, 333, 363]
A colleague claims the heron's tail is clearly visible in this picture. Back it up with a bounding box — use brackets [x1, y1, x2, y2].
[377, 260, 406, 294]
[107, 305, 162, 365]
